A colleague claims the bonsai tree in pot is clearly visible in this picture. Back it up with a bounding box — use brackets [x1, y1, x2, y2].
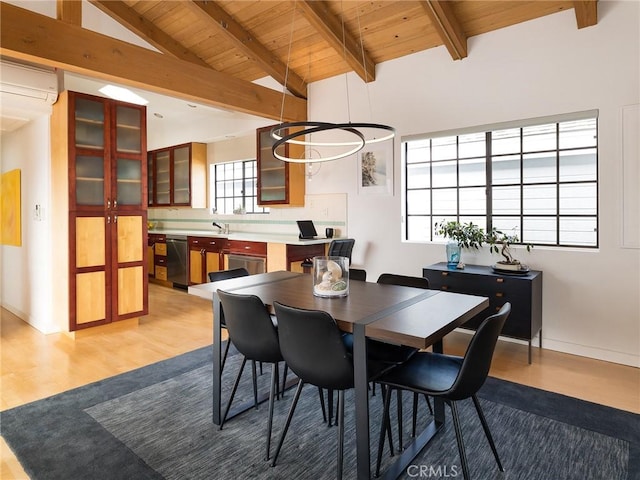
[435, 220, 485, 268]
[485, 227, 532, 270]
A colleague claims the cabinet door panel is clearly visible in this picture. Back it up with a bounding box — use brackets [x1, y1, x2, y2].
[117, 215, 143, 263]
[189, 249, 204, 284]
[205, 250, 220, 274]
[118, 266, 144, 315]
[75, 155, 105, 206]
[115, 105, 142, 153]
[116, 158, 142, 206]
[76, 216, 105, 268]
[74, 97, 105, 149]
[76, 271, 106, 324]
[173, 146, 190, 204]
[155, 151, 171, 205]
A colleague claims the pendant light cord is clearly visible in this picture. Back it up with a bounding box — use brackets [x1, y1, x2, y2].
[279, 0, 297, 124]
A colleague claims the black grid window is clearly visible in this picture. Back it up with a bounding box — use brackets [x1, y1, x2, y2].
[403, 115, 598, 248]
[212, 160, 268, 214]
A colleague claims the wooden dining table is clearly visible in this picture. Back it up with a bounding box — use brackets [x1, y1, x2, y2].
[189, 270, 489, 480]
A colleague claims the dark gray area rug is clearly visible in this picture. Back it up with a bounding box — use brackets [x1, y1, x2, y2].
[2, 345, 638, 480]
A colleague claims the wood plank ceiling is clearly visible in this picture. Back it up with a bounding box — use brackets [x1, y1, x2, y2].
[1, 0, 597, 121]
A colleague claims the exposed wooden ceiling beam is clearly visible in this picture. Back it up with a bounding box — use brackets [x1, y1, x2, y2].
[89, 0, 211, 68]
[0, 3, 306, 122]
[420, 0, 467, 60]
[298, 0, 376, 83]
[188, 0, 307, 99]
[57, 0, 81, 26]
[573, 1, 598, 29]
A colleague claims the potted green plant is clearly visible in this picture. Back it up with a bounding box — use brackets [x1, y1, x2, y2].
[485, 227, 532, 271]
[435, 220, 486, 268]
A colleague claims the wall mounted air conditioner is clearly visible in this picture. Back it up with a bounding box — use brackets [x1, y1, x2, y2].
[0, 60, 58, 108]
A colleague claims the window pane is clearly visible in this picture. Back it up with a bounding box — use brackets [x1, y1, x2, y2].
[559, 148, 596, 181]
[407, 190, 430, 214]
[407, 216, 432, 241]
[406, 140, 430, 163]
[560, 217, 597, 246]
[492, 155, 520, 185]
[431, 160, 456, 187]
[459, 132, 485, 158]
[523, 217, 556, 244]
[559, 118, 597, 149]
[523, 185, 556, 215]
[560, 183, 597, 215]
[492, 217, 522, 238]
[523, 152, 556, 184]
[459, 187, 486, 215]
[523, 123, 556, 152]
[432, 136, 456, 161]
[459, 158, 485, 186]
[459, 216, 486, 232]
[407, 163, 430, 189]
[492, 186, 521, 214]
[432, 189, 457, 215]
[492, 128, 520, 155]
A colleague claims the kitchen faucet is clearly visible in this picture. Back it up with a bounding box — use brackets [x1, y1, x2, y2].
[212, 221, 229, 234]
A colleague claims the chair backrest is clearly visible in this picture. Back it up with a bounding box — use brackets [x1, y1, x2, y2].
[217, 290, 282, 363]
[208, 267, 249, 283]
[377, 273, 430, 289]
[327, 239, 355, 264]
[273, 302, 354, 390]
[447, 303, 511, 400]
[350, 268, 367, 281]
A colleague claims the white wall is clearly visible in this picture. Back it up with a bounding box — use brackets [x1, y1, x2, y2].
[0, 115, 56, 333]
[306, 1, 640, 366]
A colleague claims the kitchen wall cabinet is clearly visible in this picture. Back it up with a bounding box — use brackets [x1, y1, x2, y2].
[148, 142, 206, 208]
[188, 236, 227, 284]
[53, 91, 148, 331]
[256, 125, 305, 206]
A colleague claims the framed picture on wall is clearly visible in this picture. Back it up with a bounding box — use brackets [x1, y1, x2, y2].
[357, 139, 393, 195]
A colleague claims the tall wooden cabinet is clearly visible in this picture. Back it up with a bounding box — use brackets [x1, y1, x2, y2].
[257, 125, 305, 206]
[148, 142, 206, 207]
[53, 91, 148, 331]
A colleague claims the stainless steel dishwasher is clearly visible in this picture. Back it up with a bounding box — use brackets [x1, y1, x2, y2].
[166, 235, 188, 288]
[227, 254, 266, 275]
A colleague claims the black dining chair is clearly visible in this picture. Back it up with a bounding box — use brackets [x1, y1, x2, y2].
[217, 289, 284, 460]
[208, 268, 249, 372]
[270, 301, 387, 480]
[301, 238, 356, 273]
[374, 303, 512, 479]
[349, 268, 367, 281]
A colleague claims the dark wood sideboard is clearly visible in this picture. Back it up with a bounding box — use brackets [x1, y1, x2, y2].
[423, 262, 542, 363]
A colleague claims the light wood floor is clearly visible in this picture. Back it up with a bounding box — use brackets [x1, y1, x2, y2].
[2, 283, 639, 479]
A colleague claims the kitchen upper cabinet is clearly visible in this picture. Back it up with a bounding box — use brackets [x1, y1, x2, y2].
[53, 91, 148, 331]
[148, 142, 206, 208]
[256, 125, 305, 206]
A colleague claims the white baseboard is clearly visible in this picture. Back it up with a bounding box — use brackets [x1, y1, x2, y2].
[1, 302, 60, 335]
[542, 338, 639, 368]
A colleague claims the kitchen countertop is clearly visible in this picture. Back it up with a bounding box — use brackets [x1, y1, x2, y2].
[148, 229, 334, 246]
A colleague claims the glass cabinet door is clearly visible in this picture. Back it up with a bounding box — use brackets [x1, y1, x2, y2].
[74, 97, 106, 207]
[155, 150, 171, 205]
[173, 145, 190, 204]
[115, 105, 142, 154]
[258, 128, 287, 203]
[116, 158, 142, 206]
[148, 153, 154, 206]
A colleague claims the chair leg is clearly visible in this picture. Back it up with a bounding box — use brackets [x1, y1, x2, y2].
[396, 389, 404, 452]
[412, 392, 418, 438]
[265, 363, 278, 461]
[375, 385, 394, 477]
[450, 401, 471, 480]
[337, 390, 345, 480]
[472, 395, 504, 472]
[318, 388, 327, 423]
[221, 339, 231, 373]
[220, 357, 247, 430]
[327, 389, 334, 427]
[251, 360, 258, 409]
[424, 393, 433, 415]
[271, 379, 305, 467]
[281, 363, 289, 398]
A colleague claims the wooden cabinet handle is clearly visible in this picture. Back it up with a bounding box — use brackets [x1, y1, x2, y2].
[496, 278, 504, 283]
[441, 272, 448, 276]
[441, 285, 449, 290]
[496, 292, 504, 297]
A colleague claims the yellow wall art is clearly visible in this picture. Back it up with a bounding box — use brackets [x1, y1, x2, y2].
[1, 169, 22, 246]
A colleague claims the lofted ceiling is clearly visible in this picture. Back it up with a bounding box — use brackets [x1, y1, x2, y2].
[0, 0, 597, 138]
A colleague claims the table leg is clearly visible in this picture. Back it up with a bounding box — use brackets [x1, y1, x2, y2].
[432, 340, 445, 425]
[353, 323, 371, 480]
[212, 292, 222, 425]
